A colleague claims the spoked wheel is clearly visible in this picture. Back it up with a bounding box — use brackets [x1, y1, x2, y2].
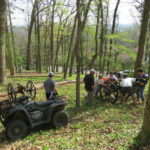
[100, 87, 109, 101]
[100, 87, 118, 103]
[7, 83, 16, 102]
[26, 80, 36, 99]
[108, 91, 118, 104]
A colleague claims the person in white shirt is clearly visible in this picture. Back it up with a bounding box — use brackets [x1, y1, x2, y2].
[107, 72, 118, 82]
[120, 75, 136, 104]
[94, 74, 104, 97]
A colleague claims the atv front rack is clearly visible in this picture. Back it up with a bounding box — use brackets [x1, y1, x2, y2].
[0, 100, 12, 111]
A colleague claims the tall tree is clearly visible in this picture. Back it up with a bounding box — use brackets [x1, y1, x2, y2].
[102, 0, 109, 73]
[63, 15, 77, 79]
[8, 0, 17, 70]
[6, 21, 15, 76]
[26, 0, 38, 70]
[134, 0, 150, 75]
[99, 1, 104, 72]
[107, 0, 120, 74]
[75, 0, 82, 107]
[139, 82, 150, 144]
[36, 1, 42, 73]
[136, 0, 150, 144]
[0, 0, 7, 84]
[89, 0, 101, 68]
[50, 0, 56, 72]
[75, 0, 93, 107]
[69, 0, 92, 77]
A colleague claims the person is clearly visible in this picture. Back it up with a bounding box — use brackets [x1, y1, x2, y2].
[107, 72, 118, 82]
[18, 66, 22, 73]
[120, 74, 136, 104]
[136, 69, 148, 102]
[94, 74, 104, 97]
[83, 69, 95, 105]
[44, 72, 58, 100]
[113, 68, 121, 79]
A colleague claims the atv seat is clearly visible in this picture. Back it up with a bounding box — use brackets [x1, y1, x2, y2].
[35, 101, 54, 107]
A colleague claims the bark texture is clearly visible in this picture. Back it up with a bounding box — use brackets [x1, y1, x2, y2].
[134, 0, 150, 76]
[0, 0, 7, 84]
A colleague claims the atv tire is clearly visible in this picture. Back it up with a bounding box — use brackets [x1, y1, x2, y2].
[52, 110, 69, 128]
[6, 120, 28, 140]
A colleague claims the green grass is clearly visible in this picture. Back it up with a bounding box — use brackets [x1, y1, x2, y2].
[0, 83, 146, 150]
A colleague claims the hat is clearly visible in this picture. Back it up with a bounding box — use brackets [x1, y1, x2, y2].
[137, 69, 143, 72]
[98, 74, 103, 77]
[49, 72, 54, 76]
[90, 69, 95, 73]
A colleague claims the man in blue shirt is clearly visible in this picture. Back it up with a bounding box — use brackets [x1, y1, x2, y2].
[136, 69, 148, 102]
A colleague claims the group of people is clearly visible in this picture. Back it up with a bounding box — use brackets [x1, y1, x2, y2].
[83, 68, 148, 105]
[43, 69, 148, 105]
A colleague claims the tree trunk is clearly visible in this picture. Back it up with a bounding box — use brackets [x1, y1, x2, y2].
[102, 0, 109, 74]
[75, 0, 82, 107]
[54, 14, 63, 72]
[69, 47, 76, 77]
[88, 0, 101, 68]
[50, 0, 56, 72]
[8, 1, 17, 70]
[140, 82, 150, 144]
[26, 0, 38, 70]
[134, 0, 150, 76]
[99, 1, 104, 72]
[43, 15, 48, 72]
[63, 15, 77, 79]
[148, 52, 150, 80]
[137, 0, 150, 144]
[107, 0, 120, 74]
[36, 2, 41, 73]
[0, 0, 6, 84]
[5, 22, 15, 76]
[75, 0, 93, 107]
[80, 37, 84, 74]
[69, 0, 92, 77]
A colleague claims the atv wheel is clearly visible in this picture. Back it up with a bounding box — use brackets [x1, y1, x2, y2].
[6, 120, 28, 140]
[52, 110, 69, 128]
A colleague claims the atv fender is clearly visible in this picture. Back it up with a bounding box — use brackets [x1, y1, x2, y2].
[47, 101, 66, 122]
[5, 106, 33, 127]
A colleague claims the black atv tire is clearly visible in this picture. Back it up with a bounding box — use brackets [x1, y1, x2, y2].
[6, 120, 28, 140]
[52, 110, 69, 128]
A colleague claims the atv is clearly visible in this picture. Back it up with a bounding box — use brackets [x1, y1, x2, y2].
[0, 86, 69, 140]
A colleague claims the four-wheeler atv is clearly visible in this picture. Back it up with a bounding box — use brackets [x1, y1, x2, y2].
[0, 83, 69, 140]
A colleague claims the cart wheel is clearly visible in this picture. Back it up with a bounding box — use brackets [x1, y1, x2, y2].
[109, 91, 118, 104]
[6, 120, 28, 140]
[100, 87, 108, 101]
[7, 83, 16, 102]
[26, 80, 36, 99]
[52, 110, 69, 128]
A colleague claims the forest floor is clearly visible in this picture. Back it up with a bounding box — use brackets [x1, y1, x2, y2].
[0, 73, 149, 150]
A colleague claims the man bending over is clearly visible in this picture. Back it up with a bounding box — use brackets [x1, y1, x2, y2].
[120, 74, 136, 104]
